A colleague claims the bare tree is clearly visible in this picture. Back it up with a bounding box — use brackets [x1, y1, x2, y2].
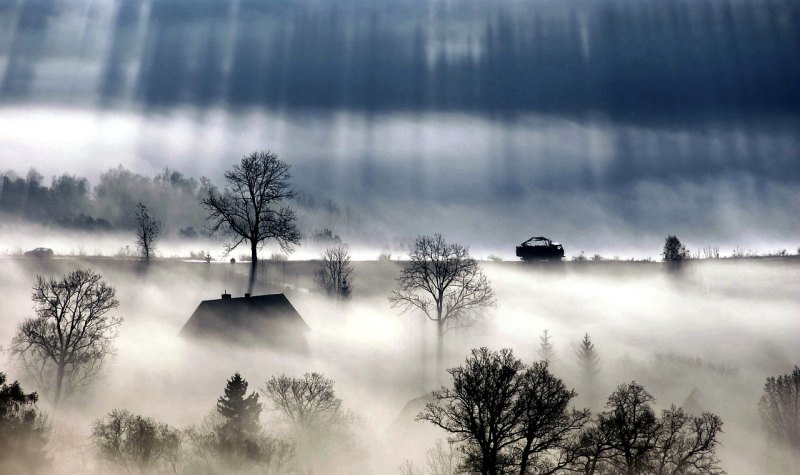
[134, 202, 160, 261]
[202, 151, 301, 293]
[390, 234, 495, 366]
[11, 269, 122, 405]
[92, 409, 181, 474]
[759, 365, 800, 451]
[315, 245, 354, 301]
[418, 348, 587, 475]
[262, 372, 352, 473]
[654, 406, 723, 475]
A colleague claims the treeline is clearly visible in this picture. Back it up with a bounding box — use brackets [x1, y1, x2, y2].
[0, 167, 356, 237]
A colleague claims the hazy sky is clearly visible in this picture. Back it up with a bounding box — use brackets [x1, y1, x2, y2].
[1, 0, 798, 255]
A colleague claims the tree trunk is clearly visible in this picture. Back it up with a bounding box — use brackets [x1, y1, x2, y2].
[436, 317, 444, 376]
[248, 240, 257, 294]
[54, 363, 65, 406]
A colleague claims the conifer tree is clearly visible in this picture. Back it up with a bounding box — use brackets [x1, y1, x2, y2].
[216, 373, 262, 447]
[538, 329, 555, 362]
[577, 333, 600, 379]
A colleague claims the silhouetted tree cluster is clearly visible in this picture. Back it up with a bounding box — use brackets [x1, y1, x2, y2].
[759, 365, 800, 452]
[202, 151, 301, 293]
[92, 409, 181, 474]
[315, 246, 354, 300]
[0, 372, 49, 475]
[11, 269, 122, 405]
[419, 348, 724, 475]
[391, 234, 495, 367]
[662, 236, 688, 262]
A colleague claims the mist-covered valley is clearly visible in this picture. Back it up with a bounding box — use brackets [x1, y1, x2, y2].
[1, 252, 799, 473]
[2, 0, 799, 473]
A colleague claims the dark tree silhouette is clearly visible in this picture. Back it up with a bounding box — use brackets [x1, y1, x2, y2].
[202, 151, 301, 294]
[662, 236, 688, 262]
[134, 202, 160, 261]
[654, 406, 723, 475]
[11, 270, 122, 405]
[390, 234, 495, 367]
[759, 365, 800, 451]
[515, 361, 590, 474]
[315, 245, 354, 301]
[217, 373, 262, 446]
[92, 409, 181, 474]
[571, 385, 724, 475]
[0, 372, 49, 474]
[419, 347, 524, 475]
[418, 348, 587, 475]
[598, 382, 661, 475]
[538, 329, 555, 362]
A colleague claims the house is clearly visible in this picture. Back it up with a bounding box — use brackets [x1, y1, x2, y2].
[180, 292, 310, 348]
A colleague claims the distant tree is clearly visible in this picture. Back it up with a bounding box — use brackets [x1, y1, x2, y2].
[538, 329, 555, 362]
[92, 409, 181, 474]
[202, 151, 301, 294]
[662, 236, 688, 262]
[216, 372, 263, 459]
[418, 348, 587, 475]
[577, 333, 601, 404]
[399, 439, 460, 475]
[0, 372, 49, 474]
[759, 365, 800, 451]
[315, 245, 355, 301]
[262, 372, 352, 471]
[11, 270, 122, 405]
[134, 202, 160, 261]
[390, 234, 495, 367]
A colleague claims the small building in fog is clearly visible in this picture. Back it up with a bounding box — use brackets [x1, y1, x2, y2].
[180, 292, 309, 348]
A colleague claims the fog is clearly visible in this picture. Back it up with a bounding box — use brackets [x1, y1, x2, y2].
[1, 0, 798, 472]
[1, 255, 798, 472]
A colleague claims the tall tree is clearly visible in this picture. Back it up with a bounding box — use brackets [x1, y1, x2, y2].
[0, 372, 49, 474]
[759, 365, 800, 451]
[538, 330, 555, 362]
[202, 151, 301, 293]
[134, 202, 160, 261]
[390, 234, 495, 367]
[315, 245, 355, 301]
[217, 373, 262, 442]
[11, 270, 122, 405]
[577, 333, 600, 405]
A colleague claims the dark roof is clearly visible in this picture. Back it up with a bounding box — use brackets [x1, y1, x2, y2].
[180, 293, 309, 344]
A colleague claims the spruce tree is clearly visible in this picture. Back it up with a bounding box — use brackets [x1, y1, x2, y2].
[576, 333, 600, 379]
[216, 373, 262, 443]
[538, 329, 555, 362]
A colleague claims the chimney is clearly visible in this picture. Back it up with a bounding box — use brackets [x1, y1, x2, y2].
[244, 293, 251, 298]
[221, 290, 231, 300]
